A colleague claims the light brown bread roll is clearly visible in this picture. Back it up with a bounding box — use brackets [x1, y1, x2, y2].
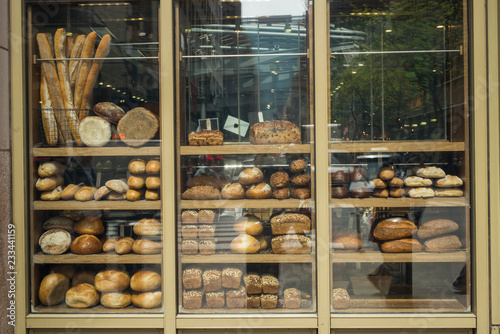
[132, 239, 162, 254]
[100, 291, 132, 309]
[255, 234, 268, 250]
[38, 161, 65, 177]
[74, 186, 97, 201]
[145, 176, 161, 190]
[373, 218, 417, 241]
[416, 166, 446, 178]
[246, 183, 272, 199]
[43, 216, 74, 233]
[127, 174, 146, 189]
[70, 234, 102, 254]
[291, 187, 311, 199]
[230, 234, 261, 253]
[145, 189, 160, 200]
[105, 179, 129, 194]
[238, 167, 264, 185]
[221, 183, 245, 199]
[71, 270, 96, 286]
[115, 237, 134, 255]
[417, 219, 459, 239]
[61, 184, 82, 200]
[234, 215, 263, 236]
[39, 229, 72, 255]
[74, 216, 104, 235]
[389, 188, 404, 198]
[146, 159, 161, 174]
[36, 174, 65, 191]
[332, 230, 362, 250]
[133, 218, 162, 236]
[371, 178, 387, 189]
[290, 159, 307, 173]
[39, 273, 70, 306]
[65, 283, 99, 308]
[128, 159, 146, 174]
[132, 290, 162, 308]
[434, 175, 464, 187]
[126, 188, 145, 201]
[102, 237, 120, 253]
[130, 270, 161, 292]
[94, 185, 111, 201]
[381, 238, 423, 253]
[372, 188, 389, 198]
[40, 186, 63, 201]
[389, 177, 404, 188]
[95, 269, 130, 292]
[378, 167, 395, 180]
[270, 171, 290, 188]
[434, 188, 464, 197]
[290, 172, 310, 186]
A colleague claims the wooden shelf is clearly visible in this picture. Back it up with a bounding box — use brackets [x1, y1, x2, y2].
[329, 141, 465, 153]
[330, 197, 467, 208]
[334, 298, 466, 313]
[33, 145, 160, 157]
[33, 200, 161, 211]
[33, 305, 163, 313]
[181, 253, 313, 263]
[180, 143, 311, 155]
[180, 199, 312, 209]
[181, 307, 314, 313]
[331, 250, 467, 263]
[33, 253, 162, 264]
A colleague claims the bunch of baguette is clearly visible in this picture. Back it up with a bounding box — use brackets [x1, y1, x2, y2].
[37, 29, 111, 146]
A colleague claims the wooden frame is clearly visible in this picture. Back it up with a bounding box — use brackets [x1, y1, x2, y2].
[9, 0, 494, 333]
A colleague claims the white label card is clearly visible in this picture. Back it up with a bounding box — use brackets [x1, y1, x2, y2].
[224, 116, 250, 137]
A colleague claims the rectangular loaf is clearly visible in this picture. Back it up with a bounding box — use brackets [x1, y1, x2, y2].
[188, 130, 223, 146]
[271, 235, 312, 254]
[270, 213, 311, 235]
[249, 120, 301, 144]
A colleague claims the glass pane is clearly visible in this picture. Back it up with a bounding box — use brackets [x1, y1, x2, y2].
[329, 0, 470, 314]
[176, 0, 315, 313]
[28, 1, 162, 313]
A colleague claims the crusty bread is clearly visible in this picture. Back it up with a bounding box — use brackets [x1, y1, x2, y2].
[249, 120, 301, 144]
[117, 107, 159, 147]
[39, 273, 70, 306]
[417, 219, 459, 239]
[130, 270, 161, 292]
[65, 283, 99, 308]
[381, 238, 423, 253]
[230, 234, 260, 253]
[373, 218, 417, 241]
[38, 160, 65, 178]
[79, 116, 111, 147]
[39, 229, 72, 255]
[133, 218, 162, 236]
[93, 102, 125, 124]
[234, 215, 263, 235]
[94, 269, 130, 292]
[74, 32, 97, 114]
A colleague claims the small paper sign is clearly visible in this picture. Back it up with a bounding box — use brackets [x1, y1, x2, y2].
[197, 118, 219, 131]
[223, 115, 249, 137]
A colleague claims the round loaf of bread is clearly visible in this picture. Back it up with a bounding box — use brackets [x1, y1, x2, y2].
[221, 183, 245, 199]
[65, 283, 99, 308]
[332, 230, 362, 250]
[61, 184, 82, 200]
[378, 166, 395, 180]
[133, 218, 162, 236]
[72, 270, 96, 286]
[95, 269, 130, 292]
[290, 172, 310, 186]
[145, 176, 161, 190]
[43, 216, 74, 233]
[39, 229, 72, 255]
[390, 188, 405, 198]
[39, 273, 70, 306]
[74, 216, 104, 235]
[290, 159, 307, 173]
[102, 237, 120, 253]
[245, 183, 272, 199]
[115, 237, 134, 255]
[186, 174, 222, 190]
[128, 159, 146, 174]
[255, 234, 268, 250]
[372, 188, 389, 198]
[272, 187, 290, 199]
[370, 178, 387, 189]
[126, 188, 145, 201]
[238, 167, 264, 185]
[38, 161, 65, 177]
[94, 185, 111, 201]
[291, 187, 311, 199]
[36, 174, 65, 191]
[130, 270, 161, 292]
[70, 234, 102, 254]
[381, 238, 423, 253]
[132, 239, 162, 254]
[100, 291, 132, 309]
[145, 189, 160, 200]
[389, 177, 404, 188]
[270, 171, 289, 188]
[79, 116, 112, 147]
[350, 167, 367, 181]
[127, 174, 146, 189]
[117, 107, 159, 147]
[74, 186, 97, 201]
[373, 218, 417, 241]
[132, 290, 162, 309]
[230, 234, 260, 253]
[146, 159, 160, 174]
[332, 186, 349, 198]
[233, 215, 263, 236]
[332, 288, 350, 309]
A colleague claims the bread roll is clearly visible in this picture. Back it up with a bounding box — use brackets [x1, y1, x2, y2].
[273, 187, 291, 199]
[270, 213, 311, 235]
[95, 269, 130, 292]
[132, 239, 162, 254]
[416, 166, 446, 178]
[71, 270, 96, 286]
[40, 185, 63, 201]
[423, 235, 462, 252]
[230, 234, 261, 253]
[146, 159, 161, 174]
[39, 229, 72, 255]
[418, 219, 459, 239]
[271, 235, 312, 254]
[145, 176, 161, 190]
[435, 175, 464, 187]
[145, 189, 160, 201]
[129, 159, 146, 174]
[93, 102, 125, 124]
[350, 167, 367, 181]
[107, 191, 127, 200]
[43, 216, 74, 233]
[130, 270, 161, 292]
[39, 273, 70, 306]
[270, 171, 289, 188]
[102, 237, 120, 253]
[389, 177, 404, 188]
[79, 116, 111, 147]
[290, 159, 307, 173]
[238, 167, 264, 185]
[38, 161, 65, 177]
[117, 107, 159, 147]
[246, 183, 272, 199]
[435, 188, 464, 197]
[100, 291, 132, 309]
[221, 183, 245, 199]
[74, 216, 104, 235]
[404, 177, 433, 187]
[127, 174, 146, 190]
[181, 186, 221, 200]
[389, 188, 404, 198]
[381, 238, 423, 253]
[65, 283, 99, 308]
[234, 215, 263, 235]
[74, 186, 97, 201]
[105, 179, 129, 194]
[94, 185, 111, 201]
[290, 172, 310, 186]
[373, 218, 417, 241]
[407, 187, 435, 198]
[132, 290, 162, 308]
[70, 234, 102, 254]
[61, 184, 82, 200]
[291, 187, 311, 199]
[115, 237, 134, 255]
[133, 218, 162, 236]
[370, 178, 387, 189]
[332, 230, 362, 250]
[36, 174, 64, 191]
[255, 234, 268, 250]
[378, 167, 395, 180]
[372, 188, 389, 198]
[126, 188, 145, 201]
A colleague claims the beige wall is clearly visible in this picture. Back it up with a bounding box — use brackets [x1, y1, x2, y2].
[1, 0, 13, 333]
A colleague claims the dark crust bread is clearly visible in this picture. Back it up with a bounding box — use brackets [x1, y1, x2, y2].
[182, 186, 221, 200]
[93, 102, 125, 124]
[188, 130, 223, 146]
[373, 218, 417, 241]
[249, 120, 301, 144]
[186, 174, 223, 190]
[117, 107, 159, 147]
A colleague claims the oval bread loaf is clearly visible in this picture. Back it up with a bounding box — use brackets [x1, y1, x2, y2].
[74, 216, 104, 235]
[130, 270, 161, 292]
[417, 219, 459, 239]
[70, 234, 102, 254]
[78, 116, 111, 147]
[36, 174, 64, 191]
[380, 238, 423, 253]
[128, 159, 146, 174]
[146, 159, 160, 174]
[39, 229, 72, 255]
[115, 237, 134, 255]
[38, 161, 65, 177]
[43, 216, 74, 232]
[100, 291, 132, 309]
[230, 234, 260, 254]
[95, 269, 130, 292]
[61, 184, 82, 200]
[93, 102, 125, 124]
[132, 290, 162, 308]
[233, 215, 263, 236]
[65, 283, 99, 308]
[132, 239, 162, 254]
[373, 218, 417, 241]
[423, 235, 462, 252]
[74, 186, 97, 201]
[40, 186, 63, 201]
[133, 218, 162, 236]
[145, 189, 160, 200]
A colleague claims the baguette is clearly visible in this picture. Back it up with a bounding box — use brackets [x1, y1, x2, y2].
[40, 72, 58, 146]
[36, 33, 73, 144]
[65, 34, 74, 58]
[81, 34, 112, 111]
[69, 34, 86, 91]
[74, 32, 97, 116]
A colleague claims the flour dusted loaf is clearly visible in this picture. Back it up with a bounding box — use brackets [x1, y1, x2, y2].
[117, 107, 159, 147]
[221, 183, 245, 199]
[100, 291, 132, 309]
[78, 116, 111, 147]
[38, 161, 65, 177]
[94, 269, 130, 292]
[130, 270, 161, 292]
[132, 290, 162, 308]
[230, 234, 261, 253]
[188, 130, 223, 146]
[271, 234, 312, 254]
[39, 229, 72, 255]
[238, 167, 264, 185]
[93, 102, 125, 124]
[416, 166, 446, 178]
[70, 235, 102, 254]
[332, 288, 350, 309]
[249, 120, 301, 144]
[270, 213, 311, 235]
[435, 175, 464, 187]
[435, 188, 464, 197]
[133, 218, 162, 236]
[373, 217, 417, 241]
[65, 283, 99, 308]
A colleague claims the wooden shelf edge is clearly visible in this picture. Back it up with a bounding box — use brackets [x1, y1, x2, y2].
[332, 298, 467, 313]
[33, 200, 161, 211]
[32, 305, 163, 314]
[33, 253, 162, 264]
[329, 141, 465, 153]
[330, 197, 467, 208]
[181, 253, 313, 263]
[330, 250, 467, 263]
[180, 143, 312, 155]
[33, 145, 161, 157]
[180, 199, 313, 209]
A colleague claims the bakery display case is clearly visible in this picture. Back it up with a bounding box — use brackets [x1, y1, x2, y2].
[175, 0, 316, 313]
[27, 1, 163, 313]
[328, 0, 471, 313]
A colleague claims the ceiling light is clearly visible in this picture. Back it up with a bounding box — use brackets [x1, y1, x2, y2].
[420, 121, 427, 125]
[431, 118, 438, 122]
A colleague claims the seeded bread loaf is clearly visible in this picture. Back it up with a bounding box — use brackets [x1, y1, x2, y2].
[249, 120, 301, 144]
